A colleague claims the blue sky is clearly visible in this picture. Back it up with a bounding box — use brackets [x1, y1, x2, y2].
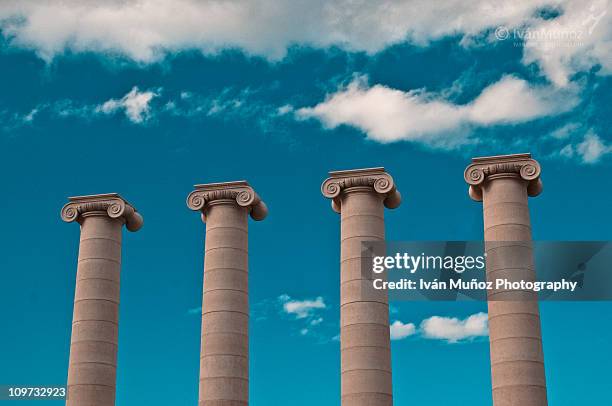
[0, 1, 611, 405]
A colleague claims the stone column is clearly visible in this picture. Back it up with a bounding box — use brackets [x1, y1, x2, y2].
[464, 153, 547, 406]
[61, 193, 143, 406]
[321, 168, 401, 406]
[187, 181, 267, 406]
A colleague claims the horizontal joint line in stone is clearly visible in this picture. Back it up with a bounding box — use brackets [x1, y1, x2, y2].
[204, 247, 248, 254]
[485, 223, 532, 232]
[342, 322, 390, 328]
[203, 288, 248, 295]
[202, 310, 249, 316]
[68, 383, 115, 389]
[201, 332, 248, 338]
[200, 354, 247, 360]
[78, 257, 121, 265]
[204, 268, 248, 274]
[74, 298, 119, 305]
[76, 277, 119, 284]
[484, 201, 530, 209]
[485, 242, 533, 251]
[490, 336, 543, 343]
[492, 383, 547, 390]
[487, 312, 541, 322]
[341, 214, 385, 221]
[342, 368, 392, 374]
[342, 345, 391, 351]
[79, 237, 122, 245]
[486, 266, 536, 274]
[341, 235, 384, 243]
[340, 277, 382, 285]
[341, 300, 388, 307]
[342, 392, 392, 398]
[340, 256, 380, 263]
[69, 360, 117, 367]
[199, 376, 249, 382]
[71, 339, 118, 346]
[340, 278, 385, 286]
[73, 319, 118, 326]
[205, 226, 248, 233]
[491, 359, 545, 367]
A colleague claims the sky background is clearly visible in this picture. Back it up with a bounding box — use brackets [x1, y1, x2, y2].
[0, 1, 611, 405]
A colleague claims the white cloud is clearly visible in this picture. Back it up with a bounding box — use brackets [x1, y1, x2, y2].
[97, 86, 158, 123]
[467, 75, 574, 124]
[297, 75, 577, 147]
[0, 0, 612, 86]
[550, 122, 581, 139]
[560, 130, 612, 163]
[279, 294, 326, 319]
[0, 0, 550, 61]
[0, 1, 609, 87]
[420, 312, 489, 343]
[390, 320, 416, 340]
[278, 294, 327, 338]
[22, 108, 38, 123]
[521, 0, 611, 87]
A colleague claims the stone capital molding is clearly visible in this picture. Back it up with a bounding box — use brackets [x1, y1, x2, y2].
[186, 180, 268, 221]
[321, 167, 402, 213]
[464, 153, 543, 201]
[61, 193, 143, 232]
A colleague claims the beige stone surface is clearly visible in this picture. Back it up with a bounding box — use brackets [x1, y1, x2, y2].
[187, 181, 266, 406]
[465, 154, 547, 406]
[61, 193, 142, 406]
[322, 167, 401, 406]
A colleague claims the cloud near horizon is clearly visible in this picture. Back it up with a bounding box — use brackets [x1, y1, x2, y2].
[0, 1, 609, 87]
[296, 75, 579, 147]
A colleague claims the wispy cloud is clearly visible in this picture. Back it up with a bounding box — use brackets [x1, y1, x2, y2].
[96, 86, 159, 123]
[297, 75, 578, 148]
[279, 294, 326, 319]
[559, 130, 612, 164]
[278, 294, 328, 337]
[2, 86, 280, 129]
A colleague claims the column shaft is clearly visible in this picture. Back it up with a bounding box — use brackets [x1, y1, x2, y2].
[67, 215, 123, 406]
[340, 189, 392, 406]
[199, 202, 249, 406]
[482, 177, 547, 406]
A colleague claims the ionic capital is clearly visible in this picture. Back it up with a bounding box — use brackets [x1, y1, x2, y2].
[321, 167, 401, 213]
[61, 193, 143, 231]
[186, 180, 268, 222]
[464, 153, 543, 201]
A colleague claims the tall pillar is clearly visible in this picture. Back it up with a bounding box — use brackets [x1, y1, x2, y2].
[187, 181, 267, 406]
[321, 168, 401, 406]
[61, 193, 143, 406]
[464, 153, 547, 406]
